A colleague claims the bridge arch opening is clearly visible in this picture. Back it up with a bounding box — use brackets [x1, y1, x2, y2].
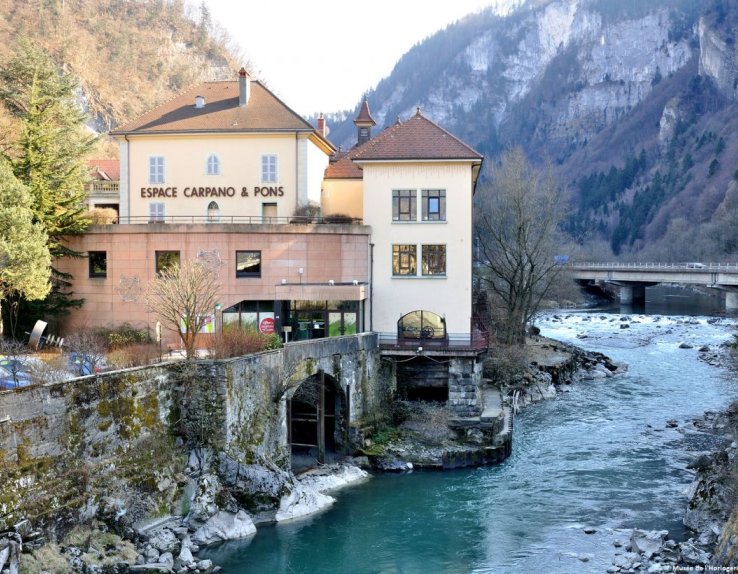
[288, 370, 347, 470]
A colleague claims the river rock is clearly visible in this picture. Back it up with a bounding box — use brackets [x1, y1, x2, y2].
[218, 455, 292, 512]
[275, 482, 335, 522]
[191, 510, 256, 545]
[158, 551, 174, 569]
[679, 342, 693, 349]
[629, 529, 668, 558]
[679, 540, 711, 565]
[297, 464, 369, 493]
[612, 551, 640, 569]
[148, 528, 180, 553]
[177, 544, 194, 567]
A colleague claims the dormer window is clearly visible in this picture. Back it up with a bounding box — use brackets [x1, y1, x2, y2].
[206, 154, 220, 175]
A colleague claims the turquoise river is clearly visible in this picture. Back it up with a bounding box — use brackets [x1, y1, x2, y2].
[202, 292, 738, 573]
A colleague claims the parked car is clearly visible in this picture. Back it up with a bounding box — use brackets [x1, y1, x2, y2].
[0, 365, 32, 390]
[67, 352, 105, 376]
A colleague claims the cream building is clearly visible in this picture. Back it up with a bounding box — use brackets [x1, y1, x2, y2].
[114, 69, 333, 223]
[58, 74, 483, 353]
[325, 104, 483, 347]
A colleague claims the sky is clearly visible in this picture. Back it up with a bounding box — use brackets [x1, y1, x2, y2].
[202, 0, 514, 116]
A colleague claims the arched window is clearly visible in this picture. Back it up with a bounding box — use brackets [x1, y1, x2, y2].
[397, 310, 446, 340]
[207, 201, 220, 222]
[206, 154, 220, 175]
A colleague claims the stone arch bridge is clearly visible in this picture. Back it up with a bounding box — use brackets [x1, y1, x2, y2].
[184, 333, 384, 468]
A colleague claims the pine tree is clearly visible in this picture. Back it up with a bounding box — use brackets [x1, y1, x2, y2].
[0, 157, 51, 337]
[0, 39, 95, 332]
[0, 38, 95, 257]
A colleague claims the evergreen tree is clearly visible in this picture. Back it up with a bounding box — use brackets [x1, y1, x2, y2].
[0, 157, 51, 337]
[0, 38, 95, 258]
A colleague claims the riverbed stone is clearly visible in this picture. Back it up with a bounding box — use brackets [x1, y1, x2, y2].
[630, 529, 668, 558]
[191, 510, 256, 545]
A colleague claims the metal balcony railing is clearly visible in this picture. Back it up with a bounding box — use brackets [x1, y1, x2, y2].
[108, 215, 364, 225]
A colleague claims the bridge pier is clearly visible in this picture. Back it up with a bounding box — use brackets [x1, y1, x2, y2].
[619, 284, 646, 305]
[726, 291, 738, 312]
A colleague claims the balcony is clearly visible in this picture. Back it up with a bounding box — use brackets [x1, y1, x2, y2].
[112, 215, 363, 225]
[379, 319, 489, 355]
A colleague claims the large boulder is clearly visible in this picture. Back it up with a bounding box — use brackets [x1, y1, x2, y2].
[629, 529, 668, 558]
[191, 510, 256, 546]
[219, 454, 292, 513]
[275, 482, 334, 522]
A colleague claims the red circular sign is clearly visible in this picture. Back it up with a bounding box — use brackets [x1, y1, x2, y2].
[260, 317, 275, 334]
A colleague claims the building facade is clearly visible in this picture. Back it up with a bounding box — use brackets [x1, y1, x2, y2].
[57, 73, 482, 353]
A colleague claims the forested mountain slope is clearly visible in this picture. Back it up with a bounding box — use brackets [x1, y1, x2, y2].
[0, 0, 241, 133]
[326, 0, 738, 260]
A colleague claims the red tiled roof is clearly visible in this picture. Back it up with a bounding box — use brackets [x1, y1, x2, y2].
[88, 159, 120, 181]
[354, 100, 376, 126]
[325, 152, 362, 179]
[352, 109, 482, 162]
[110, 80, 324, 137]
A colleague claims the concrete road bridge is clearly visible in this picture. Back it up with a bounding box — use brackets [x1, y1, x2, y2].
[570, 262, 738, 310]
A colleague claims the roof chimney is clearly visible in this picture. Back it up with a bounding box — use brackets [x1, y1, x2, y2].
[238, 67, 251, 107]
[316, 113, 327, 137]
[195, 95, 205, 108]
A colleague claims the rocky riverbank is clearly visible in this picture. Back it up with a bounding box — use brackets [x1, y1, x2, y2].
[0, 459, 369, 573]
[366, 336, 626, 472]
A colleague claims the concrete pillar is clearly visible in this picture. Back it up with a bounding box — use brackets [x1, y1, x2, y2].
[726, 292, 738, 312]
[619, 285, 645, 305]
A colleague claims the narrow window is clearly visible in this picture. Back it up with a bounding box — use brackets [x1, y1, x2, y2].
[206, 154, 220, 175]
[422, 244, 446, 276]
[207, 201, 220, 222]
[261, 154, 278, 183]
[236, 250, 262, 278]
[149, 202, 165, 222]
[149, 156, 165, 184]
[88, 251, 107, 278]
[422, 189, 446, 221]
[155, 251, 180, 275]
[392, 244, 417, 276]
[392, 190, 417, 221]
[262, 203, 278, 221]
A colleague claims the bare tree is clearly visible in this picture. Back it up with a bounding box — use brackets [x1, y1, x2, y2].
[64, 331, 107, 375]
[474, 148, 566, 345]
[143, 260, 219, 359]
[0, 338, 30, 385]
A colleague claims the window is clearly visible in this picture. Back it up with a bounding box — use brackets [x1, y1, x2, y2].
[422, 189, 446, 221]
[422, 244, 446, 276]
[261, 154, 277, 183]
[155, 251, 180, 275]
[392, 190, 416, 221]
[262, 203, 277, 222]
[236, 250, 262, 277]
[207, 201, 220, 222]
[206, 154, 220, 175]
[149, 202, 165, 222]
[88, 251, 107, 278]
[392, 244, 417, 276]
[149, 156, 165, 184]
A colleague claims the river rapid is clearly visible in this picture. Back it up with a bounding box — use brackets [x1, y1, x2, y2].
[201, 300, 738, 573]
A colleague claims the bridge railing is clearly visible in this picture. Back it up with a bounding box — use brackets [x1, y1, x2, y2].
[571, 262, 738, 271]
